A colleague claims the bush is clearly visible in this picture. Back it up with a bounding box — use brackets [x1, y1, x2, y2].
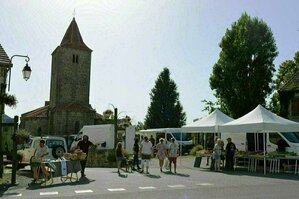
[107, 150, 116, 162]
[189, 144, 203, 155]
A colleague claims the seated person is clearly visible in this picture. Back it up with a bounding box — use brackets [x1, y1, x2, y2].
[32, 140, 49, 182]
[277, 139, 288, 152]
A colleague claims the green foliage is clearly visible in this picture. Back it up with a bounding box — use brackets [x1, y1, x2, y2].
[144, 67, 186, 128]
[135, 121, 145, 131]
[201, 99, 231, 116]
[209, 13, 278, 118]
[269, 51, 299, 114]
[189, 144, 203, 155]
[16, 129, 30, 138]
[16, 152, 23, 162]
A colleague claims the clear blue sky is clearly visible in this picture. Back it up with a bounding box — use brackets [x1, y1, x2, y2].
[1, 0, 299, 125]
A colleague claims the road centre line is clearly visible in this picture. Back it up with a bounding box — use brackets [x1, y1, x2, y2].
[2, 193, 22, 197]
[40, 191, 59, 196]
[167, 185, 186, 188]
[75, 189, 94, 194]
[196, 183, 213, 186]
[138, 186, 157, 190]
[107, 188, 126, 192]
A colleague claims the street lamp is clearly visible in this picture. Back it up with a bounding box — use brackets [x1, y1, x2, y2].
[8, 55, 32, 90]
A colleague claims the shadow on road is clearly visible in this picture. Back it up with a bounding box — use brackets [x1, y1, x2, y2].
[163, 171, 190, 177]
[26, 176, 96, 190]
[143, 174, 161, 179]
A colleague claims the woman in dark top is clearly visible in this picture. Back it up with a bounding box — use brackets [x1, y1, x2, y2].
[115, 142, 126, 174]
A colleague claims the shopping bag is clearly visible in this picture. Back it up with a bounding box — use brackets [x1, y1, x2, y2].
[164, 158, 170, 170]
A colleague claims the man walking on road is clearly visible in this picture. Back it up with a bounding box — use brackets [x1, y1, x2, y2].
[77, 135, 94, 177]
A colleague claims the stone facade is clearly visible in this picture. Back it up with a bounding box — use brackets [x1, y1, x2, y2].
[20, 18, 98, 136]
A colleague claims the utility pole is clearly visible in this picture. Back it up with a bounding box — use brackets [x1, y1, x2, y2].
[114, 107, 118, 148]
[11, 116, 18, 185]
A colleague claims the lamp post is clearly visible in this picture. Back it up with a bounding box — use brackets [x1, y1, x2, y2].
[109, 104, 118, 149]
[0, 53, 31, 181]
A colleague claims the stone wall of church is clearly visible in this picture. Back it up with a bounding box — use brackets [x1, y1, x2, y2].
[50, 47, 91, 108]
[49, 109, 96, 136]
[20, 118, 49, 136]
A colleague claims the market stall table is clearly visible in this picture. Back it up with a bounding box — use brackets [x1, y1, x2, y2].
[31, 159, 81, 186]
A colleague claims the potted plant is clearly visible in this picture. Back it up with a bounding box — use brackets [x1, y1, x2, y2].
[15, 129, 30, 145]
[0, 93, 17, 107]
[16, 152, 23, 163]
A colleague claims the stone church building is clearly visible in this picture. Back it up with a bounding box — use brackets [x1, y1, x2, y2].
[20, 18, 100, 136]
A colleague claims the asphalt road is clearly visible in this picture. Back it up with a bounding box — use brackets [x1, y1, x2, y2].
[1, 157, 299, 199]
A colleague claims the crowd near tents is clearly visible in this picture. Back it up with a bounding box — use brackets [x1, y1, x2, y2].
[181, 105, 299, 174]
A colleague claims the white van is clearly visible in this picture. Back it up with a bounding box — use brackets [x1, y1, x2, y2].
[17, 136, 67, 166]
[221, 132, 299, 154]
[139, 128, 194, 153]
[71, 124, 115, 150]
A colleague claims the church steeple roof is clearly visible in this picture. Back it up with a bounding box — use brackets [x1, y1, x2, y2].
[60, 18, 92, 52]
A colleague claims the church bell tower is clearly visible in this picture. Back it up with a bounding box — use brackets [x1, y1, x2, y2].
[48, 18, 96, 135]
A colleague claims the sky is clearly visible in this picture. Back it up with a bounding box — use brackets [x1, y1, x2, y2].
[0, 0, 299, 125]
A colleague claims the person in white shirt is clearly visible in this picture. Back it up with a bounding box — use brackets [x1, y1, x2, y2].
[139, 136, 153, 174]
[33, 140, 49, 182]
[168, 138, 179, 173]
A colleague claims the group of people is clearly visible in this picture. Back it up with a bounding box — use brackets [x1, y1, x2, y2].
[213, 137, 237, 171]
[31, 134, 179, 181]
[129, 135, 179, 174]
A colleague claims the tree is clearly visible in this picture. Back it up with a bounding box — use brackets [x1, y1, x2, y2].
[209, 13, 278, 118]
[269, 51, 299, 114]
[144, 67, 186, 128]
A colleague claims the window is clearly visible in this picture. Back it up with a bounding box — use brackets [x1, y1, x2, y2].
[281, 132, 299, 143]
[46, 140, 64, 148]
[292, 98, 299, 116]
[72, 54, 79, 63]
[74, 121, 80, 134]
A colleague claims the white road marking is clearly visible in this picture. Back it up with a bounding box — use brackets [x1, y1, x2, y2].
[197, 183, 213, 186]
[40, 191, 59, 196]
[3, 193, 22, 197]
[167, 185, 186, 188]
[75, 189, 94, 194]
[107, 188, 126, 192]
[138, 186, 157, 190]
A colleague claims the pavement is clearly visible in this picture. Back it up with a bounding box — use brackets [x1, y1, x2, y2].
[1, 156, 299, 199]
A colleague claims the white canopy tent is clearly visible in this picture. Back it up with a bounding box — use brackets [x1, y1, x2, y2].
[181, 109, 234, 148]
[219, 104, 299, 174]
[182, 109, 234, 132]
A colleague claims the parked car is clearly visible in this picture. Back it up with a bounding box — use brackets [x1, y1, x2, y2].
[17, 136, 67, 167]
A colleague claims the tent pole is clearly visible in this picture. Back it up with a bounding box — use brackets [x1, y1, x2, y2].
[264, 132, 266, 175]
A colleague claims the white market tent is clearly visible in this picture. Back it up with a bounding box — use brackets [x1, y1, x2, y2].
[181, 109, 234, 149]
[218, 105, 299, 133]
[218, 104, 299, 174]
[181, 109, 234, 133]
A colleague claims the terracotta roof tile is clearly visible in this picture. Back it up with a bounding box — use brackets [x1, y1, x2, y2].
[22, 105, 49, 118]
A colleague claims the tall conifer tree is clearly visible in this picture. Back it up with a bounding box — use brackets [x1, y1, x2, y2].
[144, 68, 186, 128]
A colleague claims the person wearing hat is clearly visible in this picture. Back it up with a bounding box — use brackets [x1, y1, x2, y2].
[225, 137, 236, 170]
